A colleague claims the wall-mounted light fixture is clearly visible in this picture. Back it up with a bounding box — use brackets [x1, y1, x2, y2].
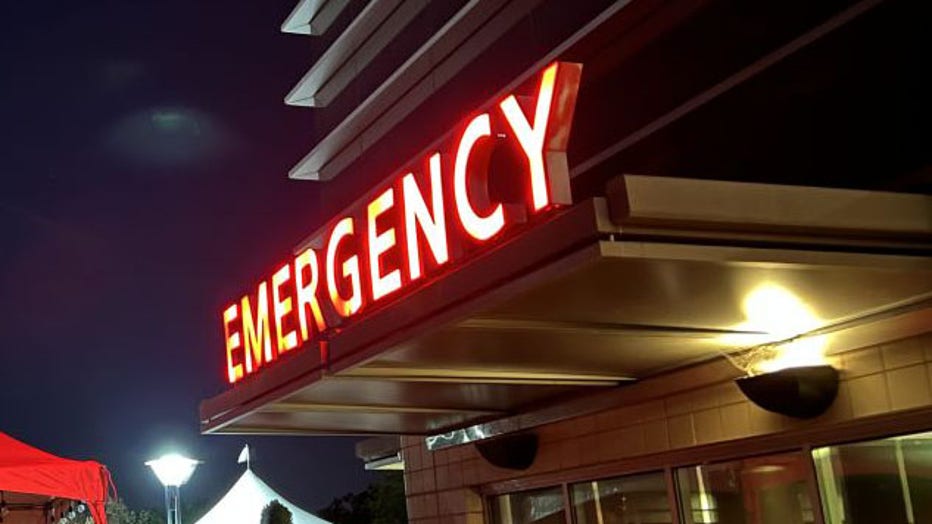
[736, 365, 839, 419]
[475, 432, 538, 470]
[725, 283, 839, 418]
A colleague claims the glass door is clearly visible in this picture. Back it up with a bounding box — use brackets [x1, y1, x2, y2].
[675, 452, 816, 524]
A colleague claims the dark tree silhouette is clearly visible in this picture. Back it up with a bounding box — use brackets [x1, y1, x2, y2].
[261, 500, 293, 524]
[316, 473, 406, 524]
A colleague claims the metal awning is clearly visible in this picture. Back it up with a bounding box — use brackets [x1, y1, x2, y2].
[200, 175, 932, 436]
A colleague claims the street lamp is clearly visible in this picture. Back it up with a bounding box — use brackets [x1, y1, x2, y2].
[145, 453, 199, 524]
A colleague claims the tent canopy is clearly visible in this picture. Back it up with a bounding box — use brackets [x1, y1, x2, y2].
[194, 468, 329, 524]
[0, 432, 112, 524]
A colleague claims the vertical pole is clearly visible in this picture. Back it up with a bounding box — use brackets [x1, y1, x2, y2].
[173, 485, 183, 524]
[164, 486, 172, 524]
[895, 440, 915, 524]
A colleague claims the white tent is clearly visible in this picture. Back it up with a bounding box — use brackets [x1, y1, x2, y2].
[194, 467, 330, 524]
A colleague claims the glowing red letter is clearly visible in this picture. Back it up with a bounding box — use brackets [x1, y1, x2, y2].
[402, 153, 449, 281]
[295, 248, 327, 341]
[241, 282, 274, 373]
[453, 113, 503, 241]
[272, 264, 298, 354]
[500, 63, 559, 211]
[326, 217, 363, 317]
[367, 187, 402, 301]
[223, 304, 243, 383]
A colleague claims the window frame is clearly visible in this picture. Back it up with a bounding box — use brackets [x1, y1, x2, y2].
[481, 406, 932, 523]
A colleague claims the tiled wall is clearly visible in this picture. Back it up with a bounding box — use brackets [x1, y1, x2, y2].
[401, 332, 932, 524]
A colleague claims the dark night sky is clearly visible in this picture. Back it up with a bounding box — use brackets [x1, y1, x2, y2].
[0, 0, 375, 513]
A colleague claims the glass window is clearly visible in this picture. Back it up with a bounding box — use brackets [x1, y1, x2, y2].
[813, 431, 932, 524]
[490, 486, 566, 524]
[571, 471, 673, 524]
[676, 453, 815, 524]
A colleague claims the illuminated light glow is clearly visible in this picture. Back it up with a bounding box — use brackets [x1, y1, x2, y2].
[500, 62, 558, 211]
[402, 153, 449, 281]
[271, 264, 298, 353]
[729, 283, 828, 374]
[755, 336, 829, 374]
[145, 454, 200, 487]
[241, 282, 274, 373]
[742, 284, 821, 339]
[453, 113, 504, 241]
[294, 248, 327, 341]
[223, 304, 243, 384]
[367, 187, 402, 301]
[326, 217, 364, 317]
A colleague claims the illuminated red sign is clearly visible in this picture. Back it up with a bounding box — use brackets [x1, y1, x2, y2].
[222, 62, 582, 384]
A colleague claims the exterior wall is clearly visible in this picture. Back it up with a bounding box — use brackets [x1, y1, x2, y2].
[401, 331, 932, 523]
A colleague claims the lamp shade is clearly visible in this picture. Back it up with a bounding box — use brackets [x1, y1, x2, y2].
[146, 454, 200, 487]
[735, 365, 839, 419]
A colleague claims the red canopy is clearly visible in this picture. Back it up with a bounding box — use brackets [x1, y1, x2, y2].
[0, 432, 113, 524]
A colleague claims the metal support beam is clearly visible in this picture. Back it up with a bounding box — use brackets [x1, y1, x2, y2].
[459, 317, 768, 338]
[260, 401, 504, 416]
[339, 366, 632, 386]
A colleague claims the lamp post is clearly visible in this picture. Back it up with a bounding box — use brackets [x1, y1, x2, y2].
[145, 454, 199, 524]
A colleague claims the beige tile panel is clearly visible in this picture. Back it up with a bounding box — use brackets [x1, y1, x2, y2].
[435, 464, 451, 490]
[444, 514, 485, 524]
[922, 333, 932, 361]
[600, 425, 646, 460]
[667, 414, 696, 449]
[421, 468, 437, 493]
[849, 373, 891, 417]
[643, 419, 670, 454]
[406, 471, 421, 494]
[842, 347, 884, 378]
[578, 414, 600, 436]
[444, 513, 485, 524]
[408, 493, 439, 519]
[706, 382, 749, 407]
[448, 460, 465, 489]
[533, 443, 562, 473]
[437, 488, 467, 516]
[578, 433, 602, 466]
[886, 364, 932, 410]
[462, 458, 479, 486]
[881, 337, 926, 370]
[816, 380, 853, 423]
[404, 445, 421, 471]
[720, 402, 751, 440]
[463, 487, 483, 514]
[536, 423, 565, 444]
[558, 438, 581, 469]
[434, 448, 450, 466]
[748, 403, 785, 435]
[422, 443, 435, 470]
[693, 408, 725, 444]
[664, 391, 695, 417]
[630, 399, 668, 423]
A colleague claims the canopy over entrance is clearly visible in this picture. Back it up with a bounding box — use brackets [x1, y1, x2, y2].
[0, 432, 112, 524]
[194, 467, 329, 524]
[200, 176, 932, 438]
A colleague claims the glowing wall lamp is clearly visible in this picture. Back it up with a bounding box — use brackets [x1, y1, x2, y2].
[729, 284, 839, 419]
[736, 365, 839, 419]
[146, 454, 200, 524]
